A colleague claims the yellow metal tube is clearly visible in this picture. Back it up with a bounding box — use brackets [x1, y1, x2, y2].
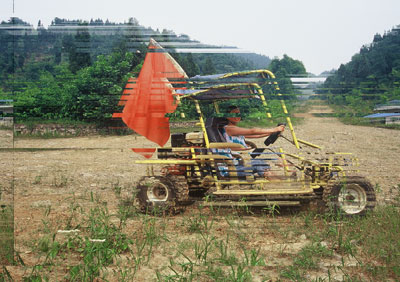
[256, 85, 272, 118]
[263, 69, 300, 149]
[213, 101, 220, 113]
[281, 100, 288, 114]
[135, 160, 198, 165]
[195, 100, 210, 148]
[191, 148, 201, 177]
[281, 152, 320, 166]
[286, 116, 300, 149]
[212, 188, 313, 195]
[216, 178, 307, 185]
[279, 147, 289, 176]
[297, 139, 321, 149]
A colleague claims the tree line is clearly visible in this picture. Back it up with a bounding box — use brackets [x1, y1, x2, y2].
[321, 26, 400, 116]
[0, 17, 307, 125]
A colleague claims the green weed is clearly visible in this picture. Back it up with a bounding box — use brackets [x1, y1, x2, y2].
[215, 236, 238, 265]
[242, 246, 266, 266]
[184, 208, 214, 234]
[280, 242, 332, 281]
[228, 264, 252, 282]
[51, 174, 69, 188]
[33, 175, 42, 185]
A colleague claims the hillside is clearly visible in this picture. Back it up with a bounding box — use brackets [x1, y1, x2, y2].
[0, 17, 278, 124]
[322, 25, 400, 115]
[0, 17, 270, 83]
[0, 17, 310, 128]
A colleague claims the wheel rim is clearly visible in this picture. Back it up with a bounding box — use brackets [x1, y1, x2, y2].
[147, 182, 169, 202]
[338, 183, 367, 214]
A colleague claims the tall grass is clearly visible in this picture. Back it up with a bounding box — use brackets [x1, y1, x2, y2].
[4, 184, 399, 281]
[0, 205, 14, 266]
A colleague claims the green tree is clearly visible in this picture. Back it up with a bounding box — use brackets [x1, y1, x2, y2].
[184, 53, 200, 77]
[66, 51, 137, 123]
[269, 54, 306, 76]
[323, 26, 400, 109]
[13, 64, 74, 120]
[203, 57, 216, 75]
[268, 54, 307, 97]
[66, 24, 92, 73]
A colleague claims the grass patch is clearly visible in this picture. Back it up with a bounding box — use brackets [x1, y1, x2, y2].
[170, 126, 200, 134]
[312, 112, 336, 118]
[280, 242, 333, 280]
[339, 116, 400, 130]
[0, 125, 13, 130]
[14, 129, 80, 139]
[15, 118, 91, 127]
[4, 182, 400, 281]
[329, 104, 400, 130]
[281, 201, 400, 281]
[0, 205, 14, 265]
[334, 205, 400, 280]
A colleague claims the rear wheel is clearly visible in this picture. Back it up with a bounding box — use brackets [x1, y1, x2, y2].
[323, 176, 376, 216]
[137, 175, 189, 214]
[137, 176, 176, 214]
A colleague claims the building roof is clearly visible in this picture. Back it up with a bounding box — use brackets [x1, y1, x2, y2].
[364, 113, 400, 118]
[374, 100, 400, 111]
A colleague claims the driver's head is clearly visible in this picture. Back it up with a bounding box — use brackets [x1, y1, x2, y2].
[226, 105, 241, 124]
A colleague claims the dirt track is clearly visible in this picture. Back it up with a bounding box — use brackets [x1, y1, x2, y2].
[3, 103, 400, 236]
[292, 104, 400, 203]
[1, 103, 400, 279]
[7, 103, 399, 203]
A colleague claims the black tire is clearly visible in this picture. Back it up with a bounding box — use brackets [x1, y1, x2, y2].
[323, 176, 376, 216]
[137, 176, 177, 214]
[167, 175, 190, 204]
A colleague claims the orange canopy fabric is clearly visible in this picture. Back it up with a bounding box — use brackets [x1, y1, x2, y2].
[131, 148, 157, 159]
[113, 39, 188, 147]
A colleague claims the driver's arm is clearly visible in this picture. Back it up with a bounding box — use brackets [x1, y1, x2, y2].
[245, 134, 274, 138]
[226, 125, 285, 138]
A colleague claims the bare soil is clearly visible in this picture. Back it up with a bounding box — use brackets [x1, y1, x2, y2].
[1, 103, 400, 280]
[291, 105, 400, 202]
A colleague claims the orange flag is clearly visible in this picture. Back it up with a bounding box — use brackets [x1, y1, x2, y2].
[131, 148, 157, 159]
[113, 39, 188, 147]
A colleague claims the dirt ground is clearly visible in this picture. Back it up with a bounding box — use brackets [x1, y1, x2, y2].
[1, 103, 400, 280]
[292, 105, 400, 202]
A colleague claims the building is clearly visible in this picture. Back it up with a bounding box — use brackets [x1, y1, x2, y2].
[364, 100, 400, 124]
[0, 100, 13, 126]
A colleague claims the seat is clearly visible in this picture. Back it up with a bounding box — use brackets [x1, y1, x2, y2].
[205, 117, 229, 143]
[205, 117, 253, 180]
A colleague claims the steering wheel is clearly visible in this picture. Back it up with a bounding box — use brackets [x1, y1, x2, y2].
[264, 123, 286, 146]
[250, 123, 286, 159]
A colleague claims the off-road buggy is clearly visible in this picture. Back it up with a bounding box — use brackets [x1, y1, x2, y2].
[113, 39, 376, 216]
[132, 69, 376, 216]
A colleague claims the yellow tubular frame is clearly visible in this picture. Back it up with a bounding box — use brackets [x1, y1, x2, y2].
[134, 69, 351, 195]
[222, 69, 301, 149]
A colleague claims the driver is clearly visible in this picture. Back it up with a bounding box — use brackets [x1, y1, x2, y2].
[221, 105, 285, 177]
[224, 105, 285, 145]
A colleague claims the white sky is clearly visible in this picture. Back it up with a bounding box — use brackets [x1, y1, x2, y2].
[1, 0, 399, 75]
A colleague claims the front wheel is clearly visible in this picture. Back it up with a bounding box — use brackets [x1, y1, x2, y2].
[323, 176, 376, 216]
